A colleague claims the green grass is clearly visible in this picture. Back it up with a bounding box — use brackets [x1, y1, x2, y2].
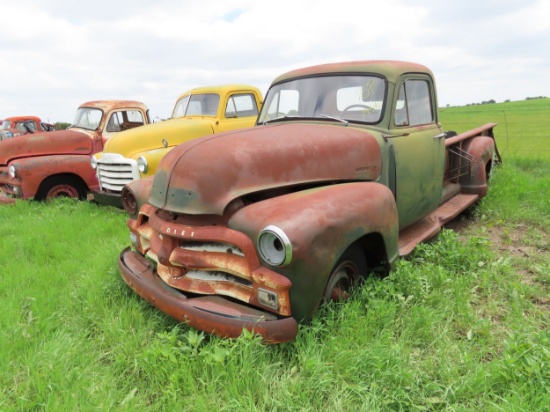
[1, 99, 549, 411]
[440, 97, 550, 161]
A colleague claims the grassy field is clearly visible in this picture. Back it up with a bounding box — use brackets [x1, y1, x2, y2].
[1, 99, 549, 411]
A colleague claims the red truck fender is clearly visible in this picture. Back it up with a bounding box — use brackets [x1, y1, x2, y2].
[228, 182, 400, 321]
[10, 155, 98, 200]
[120, 175, 155, 217]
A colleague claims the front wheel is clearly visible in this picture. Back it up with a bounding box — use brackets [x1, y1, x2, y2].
[323, 245, 367, 303]
[35, 176, 86, 201]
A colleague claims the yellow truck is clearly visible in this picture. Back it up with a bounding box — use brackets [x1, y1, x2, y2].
[91, 84, 262, 206]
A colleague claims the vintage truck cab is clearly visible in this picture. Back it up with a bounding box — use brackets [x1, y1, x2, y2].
[91, 84, 262, 207]
[118, 61, 500, 343]
[0, 100, 150, 203]
[0, 116, 55, 140]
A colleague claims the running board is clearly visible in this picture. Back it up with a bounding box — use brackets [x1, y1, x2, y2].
[398, 193, 479, 256]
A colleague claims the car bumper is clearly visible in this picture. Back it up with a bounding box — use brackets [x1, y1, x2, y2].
[118, 247, 298, 343]
[0, 190, 16, 204]
[91, 190, 123, 208]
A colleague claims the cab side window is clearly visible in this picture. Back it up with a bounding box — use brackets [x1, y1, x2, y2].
[225, 94, 259, 118]
[107, 110, 146, 132]
[395, 79, 433, 127]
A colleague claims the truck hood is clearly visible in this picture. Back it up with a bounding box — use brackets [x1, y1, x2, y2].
[149, 123, 382, 215]
[103, 117, 215, 159]
[0, 129, 93, 165]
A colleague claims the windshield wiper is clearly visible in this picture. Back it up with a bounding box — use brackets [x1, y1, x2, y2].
[262, 115, 303, 125]
[320, 114, 349, 125]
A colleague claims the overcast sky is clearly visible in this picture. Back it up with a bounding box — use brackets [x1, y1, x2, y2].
[1, 0, 549, 123]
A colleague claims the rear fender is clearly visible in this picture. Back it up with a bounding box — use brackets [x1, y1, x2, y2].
[228, 182, 399, 321]
[459, 136, 496, 197]
[9, 155, 96, 199]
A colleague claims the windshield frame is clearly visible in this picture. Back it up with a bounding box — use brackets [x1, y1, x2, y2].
[71, 107, 104, 131]
[257, 73, 388, 126]
[171, 93, 221, 118]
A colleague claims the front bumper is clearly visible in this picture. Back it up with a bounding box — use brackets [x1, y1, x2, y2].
[0, 190, 16, 204]
[91, 190, 123, 208]
[118, 247, 298, 344]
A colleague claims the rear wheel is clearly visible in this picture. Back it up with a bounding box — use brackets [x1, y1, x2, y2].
[323, 245, 367, 303]
[35, 176, 86, 201]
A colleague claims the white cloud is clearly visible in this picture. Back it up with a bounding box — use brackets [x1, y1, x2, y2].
[0, 0, 548, 122]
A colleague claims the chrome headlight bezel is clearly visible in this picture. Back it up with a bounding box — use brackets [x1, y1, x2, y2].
[137, 156, 148, 174]
[8, 165, 16, 179]
[90, 156, 98, 170]
[258, 225, 292, 267]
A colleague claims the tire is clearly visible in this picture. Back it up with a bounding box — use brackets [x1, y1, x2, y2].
[323, 244, 367, 303]
[35, 176, 86, 201]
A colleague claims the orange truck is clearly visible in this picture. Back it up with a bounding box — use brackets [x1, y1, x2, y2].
[0, 100, 150, 203]
[0, 116, 55, 140]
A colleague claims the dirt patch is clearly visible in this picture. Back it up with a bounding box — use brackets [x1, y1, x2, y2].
[446, 215, 549, 312]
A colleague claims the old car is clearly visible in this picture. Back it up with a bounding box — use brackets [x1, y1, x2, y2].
[0, 116, 55, 140]
[118, 61, 500, 343]
[91, 84, 262, 207]
[0, 101, 150, 203]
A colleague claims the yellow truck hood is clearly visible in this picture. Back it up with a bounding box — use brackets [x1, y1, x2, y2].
[102, 117, 215, 159]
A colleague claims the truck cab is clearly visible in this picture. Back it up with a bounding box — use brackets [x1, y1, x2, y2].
[0, 116, 55, 140]
[118, 61, 499, 343]
[91, 84, 262, 207]
[0, 100, 149, 203]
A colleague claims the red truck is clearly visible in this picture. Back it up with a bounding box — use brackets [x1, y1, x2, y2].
[118, 61, 500, 343]
[0, 100, 150, 203]
[0, 116, 55, 140]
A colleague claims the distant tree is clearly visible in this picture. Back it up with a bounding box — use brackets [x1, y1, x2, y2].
[505, 99, 510, 103]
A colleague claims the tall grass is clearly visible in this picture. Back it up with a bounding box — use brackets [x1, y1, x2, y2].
[1, 100, 549, 411]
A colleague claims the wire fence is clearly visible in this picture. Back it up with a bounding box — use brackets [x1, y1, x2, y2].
[439, 107, 550, 158]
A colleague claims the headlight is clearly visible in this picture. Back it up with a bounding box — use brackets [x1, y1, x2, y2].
[90, 156, 98, 170]
[137, 156, 148, 174]
[258, 225, 292, 266]
[8, 165, 16, 179]
[121, 185, 138, 216]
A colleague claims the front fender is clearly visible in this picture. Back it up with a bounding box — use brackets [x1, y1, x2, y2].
[132, 147, 173, 178]
[228, 182, 399, 321]
[8, 155, 97, 199]
[121, 175, 154, 218]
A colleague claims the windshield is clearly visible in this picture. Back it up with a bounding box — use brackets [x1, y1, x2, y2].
[72, 107, 103, 130]
[16, 121, 37, 132]
[1, 120, 11, 129]
[258, 75, 386, 124]
[171, 93, 221, 118]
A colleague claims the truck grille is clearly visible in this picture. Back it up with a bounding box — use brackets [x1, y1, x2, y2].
[129, 204, 293, 316]
[96, 154, 140, 193]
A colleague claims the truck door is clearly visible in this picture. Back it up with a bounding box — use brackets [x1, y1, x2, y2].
[216, 93, 260, 132]
[389, 76, 445, 229]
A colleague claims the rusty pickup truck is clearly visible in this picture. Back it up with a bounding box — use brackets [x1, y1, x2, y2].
[118, 61, 500, 343]
[91, 84, 262, 207]
[0, 100, 150, 203]
[0, 116, 55, 140]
